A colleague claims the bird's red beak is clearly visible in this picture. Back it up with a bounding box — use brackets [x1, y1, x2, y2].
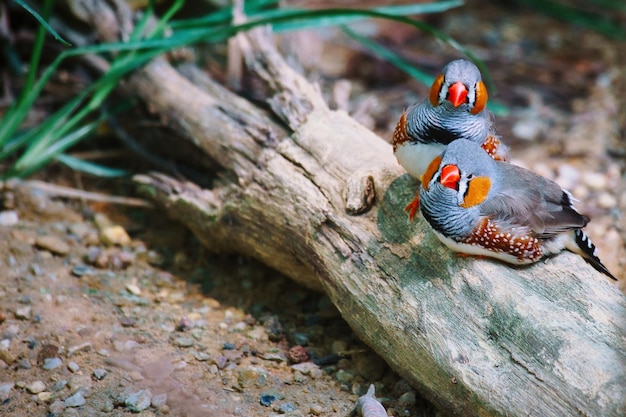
[440, 164, 460, 189]
[447, 81, 468, 107]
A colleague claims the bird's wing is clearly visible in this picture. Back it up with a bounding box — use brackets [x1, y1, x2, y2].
[479, 164, 588, 238]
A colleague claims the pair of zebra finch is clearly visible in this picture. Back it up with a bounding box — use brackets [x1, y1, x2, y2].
[392, 59, 616, 281]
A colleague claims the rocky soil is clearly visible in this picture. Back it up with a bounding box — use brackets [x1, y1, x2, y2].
[0, 183, 436, 417]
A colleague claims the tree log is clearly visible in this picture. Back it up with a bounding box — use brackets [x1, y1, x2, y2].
[124, 28, 626, 417]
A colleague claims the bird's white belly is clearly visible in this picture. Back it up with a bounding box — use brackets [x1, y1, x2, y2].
[395, 142, 445, 179]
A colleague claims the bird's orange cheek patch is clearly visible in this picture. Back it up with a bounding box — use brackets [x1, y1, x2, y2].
[420, 155, 442, 191]
[471, 80, 488, 115]
[461, 176, 490, 208]
[429, 74, 444, 107]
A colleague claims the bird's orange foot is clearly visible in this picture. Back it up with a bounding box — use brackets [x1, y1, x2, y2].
[404, 196, 420, 221]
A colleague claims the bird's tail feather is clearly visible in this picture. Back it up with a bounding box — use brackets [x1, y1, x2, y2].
[573, 230, 617, 281]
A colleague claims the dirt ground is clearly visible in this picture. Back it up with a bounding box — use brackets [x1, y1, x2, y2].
[1, 2, 625, 417]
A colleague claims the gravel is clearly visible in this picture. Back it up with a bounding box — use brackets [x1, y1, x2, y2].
[34, 235, 70, 256]
[25, 381, 46, 394]
[125, 389, 153, 412]
[42, 357, 63, 370]
[64, 390, 87, 407]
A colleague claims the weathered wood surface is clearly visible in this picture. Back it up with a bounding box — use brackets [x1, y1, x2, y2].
[62, 3, 625, 410]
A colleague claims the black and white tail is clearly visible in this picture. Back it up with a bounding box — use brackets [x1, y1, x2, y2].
[575, 230, 617, 281]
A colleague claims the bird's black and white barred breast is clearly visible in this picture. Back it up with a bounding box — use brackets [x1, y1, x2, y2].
[420, 183, 479, 239]
[405, 101, 493, 146]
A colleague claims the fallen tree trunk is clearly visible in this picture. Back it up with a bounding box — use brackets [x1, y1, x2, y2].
[86, 15, 626, 416]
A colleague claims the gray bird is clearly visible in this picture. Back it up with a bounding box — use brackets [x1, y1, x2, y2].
[419, 139, 616, 281]
[392, 59, 510, 219]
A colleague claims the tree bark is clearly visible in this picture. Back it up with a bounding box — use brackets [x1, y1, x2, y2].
[123, 28, 626, 417]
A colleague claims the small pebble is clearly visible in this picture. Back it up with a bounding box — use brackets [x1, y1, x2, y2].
[94, 397, 114, 413]
[35, 235, 70, 256]
[237, 366, 268, 388]
[26, 380, 46, 394]
[191, 351, 211, 361]
[263, 315, 284, 342]
[176, 316, 193, 331]
[49, 399, 66, 414]
[15, 306, 32, 320]
[278, 402, 297, 413]
[42, 357, 63, 370]
[291, 362, 323, 379]
[67, 361, 80, 373]
[260, 394, 276, 407]
[64, 390, 87, 407]
[100, 225, 131, 246]
[37, 391, 53, 402]
[246, 322, 269, 340]
[310, 404, 324, 415]
[71, 265, 95, 277]
[125, 389, 152, 412]
[17, 358, 31, 369]
[0, 349, 16, 365]
[63, 408, 80, 417]
[292, 371, 307, 383]
[0, 210, 19, 226]
[191, 328, 204, 339]
[172, 337, 194, 347]
[51, 380, 67, 392]
[260, 352, 286, 362]
[119, 316, 136, 327]
[0, 382, 14, 400]
[68, 223, 91, 240]
[126, 282, 142, 296]
[222, 342, 236, 350]
[93, 368, 108, 380]
[287, 346, 309, 364]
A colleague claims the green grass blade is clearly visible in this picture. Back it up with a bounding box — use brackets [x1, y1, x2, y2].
[169, 0, 281, 29]
[21, 0, 52, 109]
[8, 119, 100, 178]
[56, 154, 128, 177]
[11, 0, 71, 46]
[148, 0, 185, 38]
[268, 0, 464, 31]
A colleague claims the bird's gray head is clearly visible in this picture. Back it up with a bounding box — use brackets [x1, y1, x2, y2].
[430, 59, 488, 115]
[442, 59, 482, 86]
[423, 139, 498, 208]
